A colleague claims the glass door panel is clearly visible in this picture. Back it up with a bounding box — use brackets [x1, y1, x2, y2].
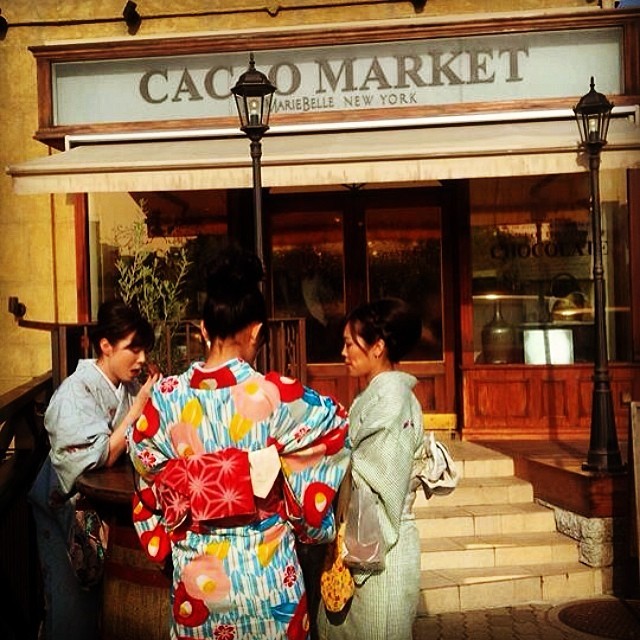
[271, 208, 345, 363]
[366, 206, 444, 361]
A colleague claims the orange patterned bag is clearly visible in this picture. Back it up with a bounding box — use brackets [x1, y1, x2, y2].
[320, 523, 354, 613]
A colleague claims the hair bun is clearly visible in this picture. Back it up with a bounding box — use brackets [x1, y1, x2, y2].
[206, 245, 264, 299]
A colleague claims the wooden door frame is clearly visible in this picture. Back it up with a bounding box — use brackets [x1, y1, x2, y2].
[266, 185, 459, 413]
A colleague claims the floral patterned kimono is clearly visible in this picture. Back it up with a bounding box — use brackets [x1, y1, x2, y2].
[127, 358, 351, 640]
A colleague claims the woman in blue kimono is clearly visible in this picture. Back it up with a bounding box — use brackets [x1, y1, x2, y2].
[317, 298, 425, 640]
[29, 300, 157, 640]
[127, 245, 351, 640]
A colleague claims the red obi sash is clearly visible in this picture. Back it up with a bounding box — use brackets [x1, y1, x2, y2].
[154, 449, 257, 529]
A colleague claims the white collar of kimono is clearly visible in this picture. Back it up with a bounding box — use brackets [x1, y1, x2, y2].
[92, 360, 124, 399]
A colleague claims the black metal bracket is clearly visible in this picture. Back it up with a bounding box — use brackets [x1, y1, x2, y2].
[8, 296, 26, 320]
[123, 1, 141, 34]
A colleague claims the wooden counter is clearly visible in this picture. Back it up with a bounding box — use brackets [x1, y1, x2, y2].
[78, 463, 171, 640]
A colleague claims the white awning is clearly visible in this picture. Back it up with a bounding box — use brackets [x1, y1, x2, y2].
[7, 117, 640, 194]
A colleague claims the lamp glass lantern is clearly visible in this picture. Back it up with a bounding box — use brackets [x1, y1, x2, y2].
[573, 76, 614, 148]
[231, 53, 276, 138]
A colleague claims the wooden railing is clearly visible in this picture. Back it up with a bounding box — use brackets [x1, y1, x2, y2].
[0, 373, 53, 640]
[156, 317, 307, 383]
[631, 401, 640, 588]
[17, 317, 307, 388]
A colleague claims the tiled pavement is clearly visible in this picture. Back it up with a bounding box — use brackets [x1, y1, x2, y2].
[412, 596, 639, 640]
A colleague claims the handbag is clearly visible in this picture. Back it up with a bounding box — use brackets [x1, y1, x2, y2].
[320, 522, 354, 613]
[67, 494, 110, 590]
[343, 480, 385, 571]
[418, 431, 460, 499]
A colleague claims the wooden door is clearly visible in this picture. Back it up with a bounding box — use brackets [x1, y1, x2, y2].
[266, 185, 458, 414]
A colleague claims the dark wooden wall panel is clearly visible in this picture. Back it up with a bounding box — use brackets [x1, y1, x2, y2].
[540, 378, 570, 420]
[463, 364, 640, 440]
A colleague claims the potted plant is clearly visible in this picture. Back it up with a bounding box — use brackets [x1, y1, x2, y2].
[113, 218, 192, 374]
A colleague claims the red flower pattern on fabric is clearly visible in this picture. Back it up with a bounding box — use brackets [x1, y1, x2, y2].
[302, 482, 335, 528]
[138, 449, 157, 468]
[265, 372, 305, 402]
[140, 524, 171, 563]
[173, 581, 209, 627]
[132, 399, 160, 443]
[190, 365, 238, 390]
[315, 424, 349, 455]
[214, 624, 236, 640]
[283, 564, 297, 587]
[293, 425, 311, 442]
[159, 376, 180, 394]
[132, 486, 159, 521]
[154, 450, 256, 528]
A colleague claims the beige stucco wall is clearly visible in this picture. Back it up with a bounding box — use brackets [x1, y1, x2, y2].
[0, 0, 601, 394]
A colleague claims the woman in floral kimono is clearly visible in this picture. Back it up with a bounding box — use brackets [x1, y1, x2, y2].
[29, 300, 157, 640]
[127, 246, 351, 640]
[317, 298, 425, 640]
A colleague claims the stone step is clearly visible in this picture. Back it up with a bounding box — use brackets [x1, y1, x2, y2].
[414, 475, 533, 509]
[420, 530, 579, 570]
[415, 501, 557, 538]
[418, 562, 604, 615]
[444, 440, 514, 479]
[413, 440, 604, 614]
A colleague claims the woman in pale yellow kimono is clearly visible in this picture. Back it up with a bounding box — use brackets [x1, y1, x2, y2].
[317, 298, 425, 640]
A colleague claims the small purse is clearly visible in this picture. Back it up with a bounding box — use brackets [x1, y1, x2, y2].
[320, 522, 354, 613]
[67, 494, 110, 590]
[418, 431, 460, 499]
[343, 480, 385, 571]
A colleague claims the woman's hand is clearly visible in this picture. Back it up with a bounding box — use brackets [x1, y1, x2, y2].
[106, 370, 161, 467]
[132, 369, 161, 418]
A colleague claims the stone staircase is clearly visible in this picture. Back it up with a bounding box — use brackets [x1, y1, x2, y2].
[415, 439, 604, 614]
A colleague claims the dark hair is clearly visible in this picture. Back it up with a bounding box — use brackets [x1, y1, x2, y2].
[89, 300, 155, 354]
[202, 245, 268, 341]
[345, 298, 421, 363]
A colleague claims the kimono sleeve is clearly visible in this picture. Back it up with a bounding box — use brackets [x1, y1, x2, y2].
[264, 372, 351, 544]
[45, 379, 113, 494]
[126, 390, 177, 564]
[350, 387, 418, 553]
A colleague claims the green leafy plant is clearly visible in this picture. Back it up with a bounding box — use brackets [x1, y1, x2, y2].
[113, 218, 192, 373]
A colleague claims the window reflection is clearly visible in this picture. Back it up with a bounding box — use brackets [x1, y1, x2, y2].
[367, 207, 443, 361]
[270, 193, 445, 364]
[470, 174, 630, 364]
[271, 210, 345, 363]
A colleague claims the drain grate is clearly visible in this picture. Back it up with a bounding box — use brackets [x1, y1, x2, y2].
[555, 599, 640, 640]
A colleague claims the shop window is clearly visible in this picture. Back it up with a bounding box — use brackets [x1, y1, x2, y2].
[89, 191, 228, 371]
[271, 209, 345, 363]
[270, 191, 444, 364]
[366, 206, 443, 361]
[90, 191, 228, 320]
[470, 174, 631, 364]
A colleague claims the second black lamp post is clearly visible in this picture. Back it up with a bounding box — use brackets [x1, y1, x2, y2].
[573, 77, 624, 473]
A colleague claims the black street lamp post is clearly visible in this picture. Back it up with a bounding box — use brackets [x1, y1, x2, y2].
[573, 77, 624, 473]
[231, 53, 277, 265]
